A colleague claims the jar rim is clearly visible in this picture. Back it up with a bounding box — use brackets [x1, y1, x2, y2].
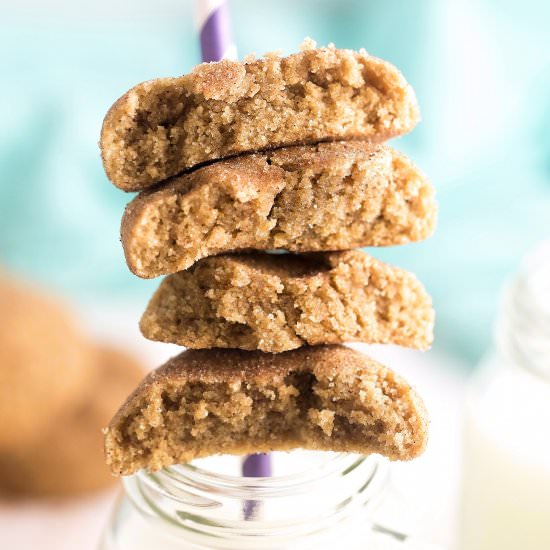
[122, 453, 391, 547]
[159, 452, 375, 497]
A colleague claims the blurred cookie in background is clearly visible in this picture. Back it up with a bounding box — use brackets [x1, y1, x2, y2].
[0, 272, 95, 451]
[0, 346, 144, 497]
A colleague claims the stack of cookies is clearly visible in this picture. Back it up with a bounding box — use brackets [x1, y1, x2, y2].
[100, 43, 436, 476]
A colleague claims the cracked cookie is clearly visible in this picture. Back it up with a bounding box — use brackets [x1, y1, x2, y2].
[139, 250, 434, 353]
[101, 44, 419, 191]
[103, 345, 428, 475]
[121, 142, 436, 278]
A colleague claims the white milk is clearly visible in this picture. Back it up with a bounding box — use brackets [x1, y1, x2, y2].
[461, 241, 550, 550]
[461, 355, 550, 549]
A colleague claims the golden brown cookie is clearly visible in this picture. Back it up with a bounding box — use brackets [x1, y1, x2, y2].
[101, 44, 419, 191]
[140, 250, 434, 353]
[0, 275, 95, 451]
[121, 142, 436, 278]
[104, 345, 428, 476]
[0, 346, 144, 497]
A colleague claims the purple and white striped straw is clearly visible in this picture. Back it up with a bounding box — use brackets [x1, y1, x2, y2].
[195, 0, 238, 62]
[194, 0, 272, 484]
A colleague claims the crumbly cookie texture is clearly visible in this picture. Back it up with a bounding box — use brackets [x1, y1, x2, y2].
[122, 142, 436, 278]
[140, 250, 434, 353]
[0, 347, 144, 497]
[0, 274, 95, 451]
[103, 345, 428, 476]
[101, 45, 419, 191]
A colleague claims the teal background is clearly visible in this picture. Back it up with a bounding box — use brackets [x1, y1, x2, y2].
[1, 0, 549, 363]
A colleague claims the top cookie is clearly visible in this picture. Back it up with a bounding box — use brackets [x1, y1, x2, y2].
[101, 45, 419, 191]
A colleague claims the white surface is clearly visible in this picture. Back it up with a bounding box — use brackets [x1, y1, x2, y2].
[0, 304, 467, 550]
[0, 491, 117, 550]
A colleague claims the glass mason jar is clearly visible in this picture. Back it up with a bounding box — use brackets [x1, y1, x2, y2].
[461, 242, 550, 549]
[100, 451, 443, 549]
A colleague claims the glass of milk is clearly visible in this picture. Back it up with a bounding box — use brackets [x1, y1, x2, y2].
[99, 451, 443, 549]
[460, 241, 550, 549]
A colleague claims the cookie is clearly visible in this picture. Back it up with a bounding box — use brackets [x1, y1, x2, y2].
[101, 44, 419, 191]
[121, 142, 436, 278]
[140, 250, 434, 353]
[0, 346, 144, 497]
[104, 345, 428, 476]
[0, 275, 95, 451]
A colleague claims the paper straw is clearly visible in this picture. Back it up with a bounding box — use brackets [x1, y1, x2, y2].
[194, 0, 272, 485]
[243, 453, 273, 477]
[242, 453, 272, 519]
[195, 0, 237, 62]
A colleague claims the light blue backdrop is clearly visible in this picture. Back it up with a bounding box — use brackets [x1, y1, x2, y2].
[1, 0, 549, 362]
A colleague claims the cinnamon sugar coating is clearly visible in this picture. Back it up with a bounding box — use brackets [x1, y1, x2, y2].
[140, 250, 434, 353]
[122, 142, 436, 278]
[103, 345, 428, 475]
[101, 45, 419, 191]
